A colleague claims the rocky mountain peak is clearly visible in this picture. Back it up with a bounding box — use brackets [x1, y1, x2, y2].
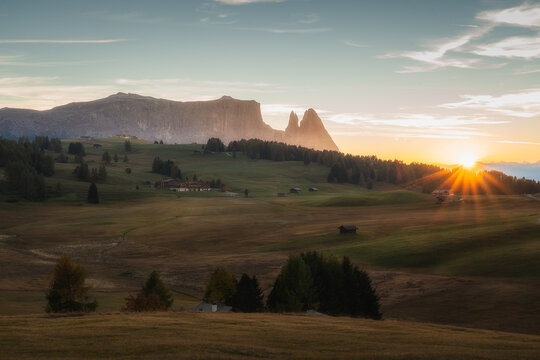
[285, 111, 299, 134]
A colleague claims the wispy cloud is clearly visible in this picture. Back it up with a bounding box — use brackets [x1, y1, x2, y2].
[472, 36, 540, 59]
[90, 10, 166, 24]
[215, 0, 285, 5]
[0, 77, 284, 110]
[299, 14, 319, 24]
[235, 26, 330, 34]
[0, 39, 126, 44]
[477, 4, 540, 27]
[515, 68, 540, 75]
[441, 89, 540, 118]
[379, 25, 492, 73]
[343, 40, 367, 48]
[495, 140, 540, 145]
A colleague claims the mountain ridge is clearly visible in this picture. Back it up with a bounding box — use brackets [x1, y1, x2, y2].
[0, 94, 339, 151]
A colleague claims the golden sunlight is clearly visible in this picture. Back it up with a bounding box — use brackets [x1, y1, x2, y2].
[458, 154, 477, 169]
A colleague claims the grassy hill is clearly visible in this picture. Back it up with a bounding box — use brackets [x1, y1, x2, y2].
[1, 312, 539, 360]
[1, 137, 540, 336]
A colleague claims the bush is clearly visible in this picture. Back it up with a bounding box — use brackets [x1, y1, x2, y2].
[45, 255, 97, 313]
[123, 271, 173, 312]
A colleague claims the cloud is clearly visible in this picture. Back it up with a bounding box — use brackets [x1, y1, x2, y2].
[299, 14, 319, 24]
[343, 40, 367, 48]
[380, 26, 492, 73]
[235, 26, 331, 34]
[495, 140, 540, 145]
[515, 68, 540, 75]
[477, 4, 540, 27]
[0, 39, 126, 44]
[215, 0, 285, 5]
[90, 10, 166, 24]
[441, 89, 540, 118]
[472, 36, 540, 59]
[0, 77, 284, 110]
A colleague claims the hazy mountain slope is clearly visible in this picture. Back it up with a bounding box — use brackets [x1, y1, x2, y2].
[0, 93, 339, 151]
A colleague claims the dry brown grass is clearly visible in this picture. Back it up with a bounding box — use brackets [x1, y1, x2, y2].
[1, 312, 539, 360]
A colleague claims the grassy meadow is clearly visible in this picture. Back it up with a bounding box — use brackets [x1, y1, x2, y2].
[1, 137, 540, 356]
[1, 312, 540, 360]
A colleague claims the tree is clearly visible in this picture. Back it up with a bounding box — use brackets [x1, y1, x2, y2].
[244, 189, 249, 197]
[123, 154, 128, 162]
[231, 274, 264, 312]
[113, 153, 119, 163]
[204, 267, 237, 305]
[67, 142, 85, 156]
[87, 183, 99, 204]
[267, 251, 381, 319]
[45, 254, 97, 313]
[267, 255, 316, 312]
[205, 138, 225, 152]
[102, 151, 111, 164]
[98, 165, 107, 182]
[142, 271, 174, 309]
[73, 161, 90, 181]
[124, 140, 132, 152]
[159, 140, 164, 144]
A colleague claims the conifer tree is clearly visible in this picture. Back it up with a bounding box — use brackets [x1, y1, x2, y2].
[87, 183, 99, 204]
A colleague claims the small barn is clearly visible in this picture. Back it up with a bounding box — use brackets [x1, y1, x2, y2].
[193, 302, 232, 313]
[290, 187, 302, 194]
[309, 187, 319, 192]
[339, 225, 357, 234]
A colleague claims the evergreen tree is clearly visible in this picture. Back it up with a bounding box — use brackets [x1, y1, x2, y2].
[124, 140, 132, 152]
[204, 267, 237, 305]
[113, 153, 119, 163]
[45, 254, 97, 313]
[244, 189, 249, 197]
[231, 274, 264, 312]
[267, 255, 316, 312]
[142, 271, 174, 310]
[205, 138, 226, 152]
[102, 151, 111, 164]
[67, 142, 85, 156]
[87, 183, 99, 204]
[123, 154, 128, 162]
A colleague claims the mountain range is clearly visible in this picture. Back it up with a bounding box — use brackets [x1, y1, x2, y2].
[0, 93, 338, 151]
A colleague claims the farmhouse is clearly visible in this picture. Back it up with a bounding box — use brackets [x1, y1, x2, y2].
[339, 225, 357, 234]
[93, 143, 102, 148]
[175, 180, 212, 192]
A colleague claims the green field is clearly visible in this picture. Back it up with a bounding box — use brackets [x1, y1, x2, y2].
[1, 137, 540, 352]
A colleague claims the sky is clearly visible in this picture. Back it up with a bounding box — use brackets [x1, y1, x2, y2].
[0, 0, 539, 165]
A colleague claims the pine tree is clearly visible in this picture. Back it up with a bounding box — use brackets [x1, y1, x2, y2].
[113, 153, 119, 163]
[87, 183, 99, 204]
[123, 154, 128, 162]
[142, 271, 173, 310]
[102, 151, 111, 164]
[231, 274, 264, 312]
[124, 140, 132, 152]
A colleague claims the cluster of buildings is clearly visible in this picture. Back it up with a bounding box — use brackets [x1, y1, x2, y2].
[160, 177, 213, 192]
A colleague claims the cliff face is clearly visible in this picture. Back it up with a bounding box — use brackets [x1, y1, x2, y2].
[283, 109, 339, 151]
[0, 93, 338, 151]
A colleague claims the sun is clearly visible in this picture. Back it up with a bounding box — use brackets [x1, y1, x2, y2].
[458, 154, 477, 169]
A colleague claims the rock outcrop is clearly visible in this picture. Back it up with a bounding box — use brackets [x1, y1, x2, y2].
[0, 93, 339, 151]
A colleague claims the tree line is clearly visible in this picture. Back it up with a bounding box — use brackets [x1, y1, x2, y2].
[0, 137, 58, 200]
[227, 139, 441, 187]
[45, 251, 381, 319]
[420, 168, 540, 195]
